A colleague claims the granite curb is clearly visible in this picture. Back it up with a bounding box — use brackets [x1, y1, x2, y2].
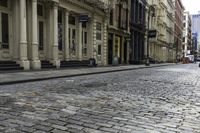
[0, 63, 177, 86]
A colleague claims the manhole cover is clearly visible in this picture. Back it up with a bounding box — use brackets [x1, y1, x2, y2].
[82, 82, 107, 88]
[0, 96, 13, 105]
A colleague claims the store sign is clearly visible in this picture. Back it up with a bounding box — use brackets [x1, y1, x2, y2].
[148, 30, 157, 38]
[79, 15, 89, 22]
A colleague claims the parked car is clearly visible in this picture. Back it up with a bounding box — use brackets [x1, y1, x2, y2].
[185, 55, 194, 63]
[197, 57, 200, 62]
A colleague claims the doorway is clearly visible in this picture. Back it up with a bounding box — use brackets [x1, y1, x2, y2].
[108, 33, 113, 65]
[0, 0, 11, 60]
[124, 41, 127, 64]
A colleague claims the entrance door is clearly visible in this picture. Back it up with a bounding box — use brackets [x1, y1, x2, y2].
[0, 12, 9, 49]
[58, 9, 64, 60]
[0, 10, 9, 60]
[37, 3, 46, 60]
[108, 33, 113, 64]
[69, 28, 77, 60]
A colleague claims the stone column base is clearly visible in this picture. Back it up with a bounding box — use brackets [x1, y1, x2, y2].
[31, 60, 41, 70]
[51, 60, 60, 68]
[17, 60, 30, 70]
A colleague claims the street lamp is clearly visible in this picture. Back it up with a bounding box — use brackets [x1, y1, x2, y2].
[146, 5, 156, 66]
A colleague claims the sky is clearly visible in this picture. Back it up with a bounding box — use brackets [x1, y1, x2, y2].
[182, 0, 200, 14]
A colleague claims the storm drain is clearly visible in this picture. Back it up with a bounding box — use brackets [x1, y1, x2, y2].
[81, 82, 108, 88]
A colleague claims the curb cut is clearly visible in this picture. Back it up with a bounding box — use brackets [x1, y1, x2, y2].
[0, 64, 176, 86]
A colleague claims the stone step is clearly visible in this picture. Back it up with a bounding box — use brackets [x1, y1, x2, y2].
[0, 66, 23, 71]
[41, 60, 56, 69]
[0, 61, 24, 71]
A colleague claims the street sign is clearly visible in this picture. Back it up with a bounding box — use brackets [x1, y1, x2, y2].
[148, 30, 157, 38]
[79, 15, 89, 22]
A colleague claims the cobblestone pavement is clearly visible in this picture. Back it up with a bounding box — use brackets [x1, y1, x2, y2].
[0, 64, 200, 133]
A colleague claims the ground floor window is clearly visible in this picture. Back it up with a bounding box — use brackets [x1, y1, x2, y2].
[69, 28, 76, 56]
[82, 31, 87, 56]
[58, 10, 63, 51]
[38, 21, 44, 50]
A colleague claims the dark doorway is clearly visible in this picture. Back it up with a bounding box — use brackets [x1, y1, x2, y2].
[108, 33, 113, 65]
[124, 41, 127, 64]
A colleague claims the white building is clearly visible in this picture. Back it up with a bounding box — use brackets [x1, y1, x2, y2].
[0, 0, 109, 70]
[183, 11, 192, 56]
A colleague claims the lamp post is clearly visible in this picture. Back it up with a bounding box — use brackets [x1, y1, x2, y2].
[146, 5, 156, 66]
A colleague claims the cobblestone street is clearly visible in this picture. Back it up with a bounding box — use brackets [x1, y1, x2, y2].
[1, 64, 200, 133]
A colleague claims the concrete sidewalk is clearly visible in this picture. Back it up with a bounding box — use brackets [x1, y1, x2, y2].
[0, 63, 176, 85]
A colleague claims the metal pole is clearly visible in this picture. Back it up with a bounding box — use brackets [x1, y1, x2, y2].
[176, 35, 178, 63]
[146, 7, 150, 66]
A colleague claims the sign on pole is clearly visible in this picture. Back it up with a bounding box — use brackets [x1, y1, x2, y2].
[148, 30, 157, 38]
[79, 14, 89, 22]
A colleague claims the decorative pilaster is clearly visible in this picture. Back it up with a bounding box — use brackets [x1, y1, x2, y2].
[52, 3, 60, 68]
[103, 18, 108, 66]
[31, 0, 41, 69]
[93, 17, 97, 62]
[18, 0, 30, 70]
[64, 10, 69, 61]
[78, 22, 82, 60]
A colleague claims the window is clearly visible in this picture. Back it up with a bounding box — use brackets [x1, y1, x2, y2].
[96, 22, 102, 40]
[69, 16, 76, 25]
[182, 37, 185, 42]
[0, 0, 7, 7]
[71, 29, 76, 54]
[39, 21, 44, 50]
[98, 45, 101, 55]
[116, 4, 119, 26]
[1, 13, 9, 49]
[37, 4, 43, 17]
[120, 7, 128, 29]
[183, 23, 186, 27]
[110, 9, 113, 25]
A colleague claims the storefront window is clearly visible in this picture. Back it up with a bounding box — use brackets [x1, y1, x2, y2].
[1, 13, 9, 49]
[72, 29, 76, 55]
[58, 10, 63, 51]
[39, 21, 44, 50]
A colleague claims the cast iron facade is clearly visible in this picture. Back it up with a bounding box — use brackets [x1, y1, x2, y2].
[130, 0, 146, 64]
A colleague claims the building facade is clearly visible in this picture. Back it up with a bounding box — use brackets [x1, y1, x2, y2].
[107, 0, 131, 65]
[182, 11, 192, 57]
[192, 13, 200, 54]
[174, 0, 184, 61]
[0, 0, 109, 70]
[147, 0, 175, 63]
[130, 0, 146, 64]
